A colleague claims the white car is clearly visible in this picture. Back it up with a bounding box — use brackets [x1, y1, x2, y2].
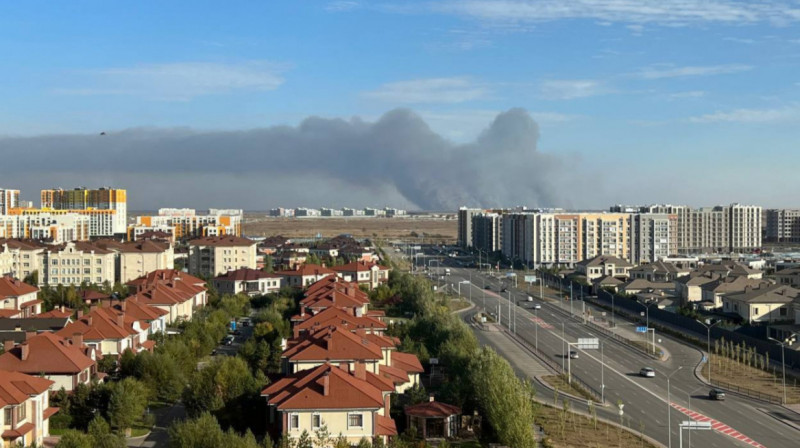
[639, 367, 656, 378]
[532, 303, 542, 310]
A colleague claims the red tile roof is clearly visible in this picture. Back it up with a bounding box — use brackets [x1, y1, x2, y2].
[127, 269, 205, 289]
[188, 236, 255, 247]
[405, 400, 461, 418]
[34, 308, 74, 319]
[261, 363, 384, 411]
[276, 264, 336, 277]
[2, 422, 35, 439]
[392, 352, 424, 374]
[0, 276, 38, 299]
[56, 307, 138, 342]
[379, 364, 409, 385]
[293, 307, 387, 333]
[375, 414, 398, 436]
[0, 370, 54, 407]
[0, 332, 95, 375]
[283, 326, 383, 362]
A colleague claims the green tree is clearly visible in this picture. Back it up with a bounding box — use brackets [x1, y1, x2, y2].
[263, 254, 275, 273]
[108, 378, 149, 434]
[54, 430, 93, 448]
[357, 437, 372, 448]
[182, 356, 266, 417]
[23, 270, 38, 287]
[88, 416, 127, 448]
[168, 412, 226, 448]
[296, 430, 313, 448]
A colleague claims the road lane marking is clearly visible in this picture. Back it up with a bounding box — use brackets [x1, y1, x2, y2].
[671, 403, 766, 448]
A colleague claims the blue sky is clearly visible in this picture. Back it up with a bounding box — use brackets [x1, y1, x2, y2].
[2, 1, 800, 209]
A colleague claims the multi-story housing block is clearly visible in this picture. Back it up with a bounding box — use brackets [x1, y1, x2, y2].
[40, 187, 127, 236]
[457, 207, 481, 248]
[471, 213, 502, 253]
[129, 208, 242, 240]
[40, 242, 116, 287]
[765, 209, 800, 243]
[188, 236, 257, 277]
[0, 188, 20, 215]
[0, 213, 91, 242]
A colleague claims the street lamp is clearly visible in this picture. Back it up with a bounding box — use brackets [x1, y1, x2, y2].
[695, 319, 722, 384]
[767, 334, 797, 405]
[635, 300, 657, 354]
[667, 366, 683, 448]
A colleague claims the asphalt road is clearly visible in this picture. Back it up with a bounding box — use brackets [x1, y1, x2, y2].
[433, 258, 800, 448]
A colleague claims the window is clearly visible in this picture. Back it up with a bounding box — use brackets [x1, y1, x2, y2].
[348, 413, 363, 428]
[96, 259, 102, 264]
[780, 307, 788, 317]
[51, 259, 58, 265]
[753, 307, 759, 315]
[4, 408, 11, 425]
[289, 414, 299, 430]
[16, 404, 26, 422]
[311, 413, 321, 429]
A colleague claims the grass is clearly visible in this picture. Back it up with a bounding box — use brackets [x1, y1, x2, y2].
[128, 424, 151, 438]
[535, 402, 658, 448]
[451, 441, 482, 447]
[541, 374, 595, 402]
[705, 354, 800, 404]
[49, 428, 68, 436]
[447, 297, 472, 312]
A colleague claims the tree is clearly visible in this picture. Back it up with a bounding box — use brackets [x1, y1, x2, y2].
[23, 270, 38, 287]
[88, 416, 127, 448]
[182, 356, 266, 417]
[168, 412, 226, 448]
[263, 255, 275, 273]
[55, 430, 93, 448]
[108, 378, 149, 434]
[357, 437, 372, 448]
[296, 431, 313, 448]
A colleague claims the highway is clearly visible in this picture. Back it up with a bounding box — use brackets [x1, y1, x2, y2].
[419, 253, 800, 448]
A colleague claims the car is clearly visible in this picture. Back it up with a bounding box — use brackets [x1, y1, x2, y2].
[709, 389, 726, 401]
[500, 287, 508, 293]
[639, 367, 656, 378]
[485, 285, 492, 290]
[569, 351, 579, 359]
[526, 296, 533, 302]
[533, 303, 542, 310]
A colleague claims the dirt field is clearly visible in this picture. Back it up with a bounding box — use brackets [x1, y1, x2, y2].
[706, 354, 800, 404]
[537, 402, 658, 448]
[242, 215, 458, 242]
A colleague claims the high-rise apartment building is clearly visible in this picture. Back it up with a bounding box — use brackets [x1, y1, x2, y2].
[0, 188, 20, 215]
[630, 214, 678, 265]
[457, 207, 481, 248]
[471, 213, 502, 253]
[41, 187, 127, 235]
[765, 209, 800, 243]
[129, 209, 242, 240]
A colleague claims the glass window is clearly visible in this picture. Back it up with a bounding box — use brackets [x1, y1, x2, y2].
[348, 413, 363, 428]
[312, 414, 321, 429]
[290, 414, 299, 429]
[17, 404, 26, 421]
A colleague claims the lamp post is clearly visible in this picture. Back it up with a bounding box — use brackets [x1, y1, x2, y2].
[635, 300, 657, 353]
[667, 366, 683, 448]
[767, 335, 796, 405]
[534, 307, 539, 351]
[695, 319, 722, 384]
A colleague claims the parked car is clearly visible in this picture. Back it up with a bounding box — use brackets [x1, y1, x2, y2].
[709, 389, 726, 401]
[485, 285, 492, 290]
[532, 303, 542, 310]
[569, 351, 579, 359]
[526, 296, 533, 302]
[639, 367, 656, 378]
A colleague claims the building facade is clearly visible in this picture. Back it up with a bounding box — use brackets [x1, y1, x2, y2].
[457, 207, 481, 248]
[188, 236, 257, 277]
[765, 209, 800, 243]
[0, 188, 19, 215]
[471, 213, 501, 253]
[129, 208, 242, 240]
[40, 187, 127, 235]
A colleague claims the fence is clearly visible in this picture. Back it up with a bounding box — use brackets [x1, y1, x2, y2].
[709, 378, 783, 405]
[504, 328, 605, 404]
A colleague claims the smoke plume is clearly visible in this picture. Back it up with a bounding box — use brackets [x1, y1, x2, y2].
[0, 108, 573, 210]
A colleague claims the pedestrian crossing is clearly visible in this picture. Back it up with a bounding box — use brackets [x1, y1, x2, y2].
[671, 403, 766, 448]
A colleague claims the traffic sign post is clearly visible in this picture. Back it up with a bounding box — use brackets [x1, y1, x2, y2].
[636, 326, 648, 333]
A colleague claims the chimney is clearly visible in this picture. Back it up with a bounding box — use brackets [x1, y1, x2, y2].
[14, 324, 21, 332]
[77, 309, 84, 318]
[25, 331, 36, 340]
[3, 340, 14, 352]
[429, 394, 435, 402]
[20, 342, 30, 361]
[384, 393, 391, 412]
[85, 316, 92, 326]
[116, 313, 125, 327]
[354, 361, 366, 380]
[346, 286, 353, 296]
[60, 305, 65, 313]
[293, 327, 300, 339]
[73, 333, 83, 347]
[323, 372, 330, 396]
[121, 300, 127, 312]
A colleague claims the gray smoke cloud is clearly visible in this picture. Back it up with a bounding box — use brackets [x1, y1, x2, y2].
[0, 108, 575, 210]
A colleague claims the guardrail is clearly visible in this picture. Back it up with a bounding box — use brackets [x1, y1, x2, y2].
[504, 328, 605, 404]
[709, 378, 784, 405]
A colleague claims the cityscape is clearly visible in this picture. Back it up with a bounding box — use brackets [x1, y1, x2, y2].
[3, 2, 800, 448]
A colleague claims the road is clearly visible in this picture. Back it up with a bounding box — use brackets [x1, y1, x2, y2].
[432, 257, 800, 448]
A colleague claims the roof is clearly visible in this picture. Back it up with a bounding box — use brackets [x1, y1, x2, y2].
[0, 317, 71, 332]
[405, 400, 461, 418]
[629, 261, 687, 275]
[375, 414, 398, 436]
[44, 241, 114, 255]
[276, 263, 336, 277]
[696, 262, 760, 277]
[0, 370, 54, 407]
[189, 236, 256, 247]
[392, 352, 424, 374]
[127, 269, 205, 288]
[78, 289, 110, 302]
[724, 284, 799, 304]
[0, 239, 46, 251]
[214, 268, 281, 282]
[95, 239, 171, 253]
[701, 276, 772, 294]
[593, 275, 623, 286]
[0, 332, 95, 375]
[577, 255, 633, 268]
[34, 308, 74, 319]
[619, 279, 674, 291]
[56, 307, 138, 342]
[261, 363, 385, 411]
[283, 326, 383, 362]
[294, 307, 387, 333]
[0, 276, 38, 299]
[331, 261, 389, 273]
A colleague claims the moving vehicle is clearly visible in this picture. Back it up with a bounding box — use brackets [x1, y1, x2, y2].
[532, 303, 542, 310]
[500, 286, 507, 293]
[445, 268, 451, 275]
[526, 296, 533, 302]
[569, 351, 579, 359]
[709, 389, 726, 401]
[485, 285, 492, 290]
[639, 367, 656, 378]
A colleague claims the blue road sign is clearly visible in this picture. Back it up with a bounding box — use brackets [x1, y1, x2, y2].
[635, 326, 647, 333]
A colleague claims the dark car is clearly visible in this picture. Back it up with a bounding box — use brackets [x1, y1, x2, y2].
[485, 285, 492, 290]
[500, 287, 508, 293]
[709, 389, 725, 401]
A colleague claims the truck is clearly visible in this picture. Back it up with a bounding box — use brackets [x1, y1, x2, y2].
[444, 268, 451, 276]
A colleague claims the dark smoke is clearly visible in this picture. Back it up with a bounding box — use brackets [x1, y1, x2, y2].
[0, 108, 571, 210]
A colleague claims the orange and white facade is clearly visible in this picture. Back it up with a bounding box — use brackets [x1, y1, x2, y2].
[128, 208, 241, 241]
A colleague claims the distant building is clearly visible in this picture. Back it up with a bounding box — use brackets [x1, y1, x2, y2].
[269, 208, 295, 217]
[765, 209, 800, 243]
[40, 187, 127, 235]
[471, 213, 501, 253]
[213, 268, 282, 297]
[188, 236, 257, 277]
[295, 208, 321, 217]
[0, 188, 20, 215]
[129, 209, 242, 240]
[457, 207, 481, 248]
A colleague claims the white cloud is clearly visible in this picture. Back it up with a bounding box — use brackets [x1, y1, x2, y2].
[723, 37, 756, 44]
[627, 24, 644, 35]
[432, 0, 800, 26]
[689, 106, 800, 123]
[668, 90, 706, 99]
[363, 77, 489, 103]
[56, 61, 286, 101]
[539, 79, 606, 100]
[634, 64, 752, 79]
[325, 1, 359, 12]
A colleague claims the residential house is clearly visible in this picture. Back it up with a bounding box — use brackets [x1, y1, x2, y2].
[0, 276, 41, 318]
[291, 307, 387, 338]
[675, 272, 721, 306]
[188, 236, 257, 277]
[0, 332, 97, 392]
[261, 363, 397, 446]
[127, 270, 207, 324]
[0, 240, 45, 281]
[618, 279, 675, 296]
[331, 261, 390, 290]
[774, 267, 800, 288]
[700, 277, 774, 309]
[282, 326, 384, 375]
[56, 306, 149, 356]
[695, 261, 763, 280]
[629, 261, 691, 282]
[277, 264, 337, 289]
[0, 370, 58, 447]
[722, 284, 799, 324]
[575, 256, 633, 282]
[213, 268, 282, 297]
[0, 317, 72, 345]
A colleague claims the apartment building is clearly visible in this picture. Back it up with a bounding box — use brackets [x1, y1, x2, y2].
[630, 214, 678, 264]
[331, 261, 390, 290]
[0, 188, 19, 215]
[765, 209, 800, 243]
[471, 213, 502, 253]
[40, 242, 116, 287]
[0, 213, 91, 242]
[457, 207, 481, 248]
[94, 239, 174, 283]
[0, 239, 45, 280]
[213, 268, 283, 297]
[188, 236, 257, 277]
[40, 187, 127, 236]
[0, 370, 58, 447]
[129, 208, 242, 240]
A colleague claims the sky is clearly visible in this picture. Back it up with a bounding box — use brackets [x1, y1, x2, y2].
[1, 1, 800, 210]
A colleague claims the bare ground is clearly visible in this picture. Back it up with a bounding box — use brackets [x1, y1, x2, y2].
[242, 215, 458, 242]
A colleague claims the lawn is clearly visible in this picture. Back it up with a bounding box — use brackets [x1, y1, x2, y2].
[705, 354, 800, 404]
[541, 374, 596, 402]
[536, 402, 658, 448]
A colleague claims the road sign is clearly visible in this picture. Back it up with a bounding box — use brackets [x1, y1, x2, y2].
[429, 358, 439, 365]
[524, 275, 537, 283]
[577, 337, 599, 349]
[635, 326, 648, 333]
[679, 421, 711, 430]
